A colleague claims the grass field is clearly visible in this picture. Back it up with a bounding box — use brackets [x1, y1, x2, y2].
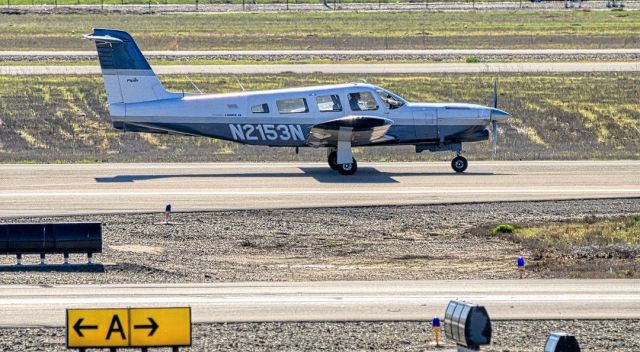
[0, 72, 638, 162]
[0, 11, 639, 50]
[495, 216, 640, 248]
[489, 215, 640, 278]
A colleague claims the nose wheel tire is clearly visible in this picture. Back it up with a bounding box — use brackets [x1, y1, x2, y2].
[328, 151, 338, 170]
[451, 156, 468, 173]
[336, 159, 358, 175]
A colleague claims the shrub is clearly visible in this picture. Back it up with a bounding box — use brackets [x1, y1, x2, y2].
[465, 56, 480, 63]
[493, 224, 516, 234]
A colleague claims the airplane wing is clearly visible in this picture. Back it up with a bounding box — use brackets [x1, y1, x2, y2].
[307, 115, 395, 147]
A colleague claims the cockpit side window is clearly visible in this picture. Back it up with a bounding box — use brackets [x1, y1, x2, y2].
[251, 103, 270, 114]
[377, 89, 406, 110]
[316, 94, 342, 112]
[347, 92, 378, 111]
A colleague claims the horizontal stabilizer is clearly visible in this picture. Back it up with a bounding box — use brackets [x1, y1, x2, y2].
[82, 34, 123, 44]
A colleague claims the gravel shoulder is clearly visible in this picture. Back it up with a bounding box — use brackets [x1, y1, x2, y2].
[2, 320, 638, 351]
[1, 198, 638, 351]
[0, 198, 638, 284]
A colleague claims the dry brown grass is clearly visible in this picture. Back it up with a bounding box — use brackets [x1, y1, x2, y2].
[0, 72, 638, 163]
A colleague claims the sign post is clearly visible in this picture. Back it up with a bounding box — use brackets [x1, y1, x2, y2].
[66, 307, 191, 350]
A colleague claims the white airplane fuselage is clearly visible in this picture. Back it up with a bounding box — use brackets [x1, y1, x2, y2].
[115, 83, 499, 147]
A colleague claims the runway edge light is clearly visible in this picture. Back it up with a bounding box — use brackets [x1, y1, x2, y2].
[443, 300, 492, 352]
[544, 332, 581, 352]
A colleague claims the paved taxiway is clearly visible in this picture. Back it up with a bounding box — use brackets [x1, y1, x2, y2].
[0, 161, 638, 217]
[0, 280, 638, 327]
[1, 62, 640, 75]
[3, 49, 640, 57]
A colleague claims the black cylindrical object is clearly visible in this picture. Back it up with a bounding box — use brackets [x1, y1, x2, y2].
[444, 300, 492, 350]
[544, 332, 581, 352]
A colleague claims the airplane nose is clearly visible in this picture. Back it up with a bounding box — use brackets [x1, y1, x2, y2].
[490, 108, 510, 122]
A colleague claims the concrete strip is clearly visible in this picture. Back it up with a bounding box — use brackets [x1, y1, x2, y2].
[0, 279, 638, 327]
[3, 49, 640, 57]
[1, 62, 640, 75]
[0, 161, 638, 217]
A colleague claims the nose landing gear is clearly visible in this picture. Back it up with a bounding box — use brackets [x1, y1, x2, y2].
[451, 155, 468, 173]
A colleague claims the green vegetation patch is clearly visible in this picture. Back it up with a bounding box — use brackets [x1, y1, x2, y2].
[1, 11, 640, 50]
[492, 224, 517, 234]
[498, 216, 640, 248]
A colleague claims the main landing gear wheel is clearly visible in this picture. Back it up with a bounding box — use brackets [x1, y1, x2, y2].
[451, 155, 468, 173]
[328, 151, 338, 170]
[329, 152, 358, 175]
[336, 159, 358, 175]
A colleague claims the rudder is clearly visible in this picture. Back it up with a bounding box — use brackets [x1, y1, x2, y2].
[84, 28, 177, 105]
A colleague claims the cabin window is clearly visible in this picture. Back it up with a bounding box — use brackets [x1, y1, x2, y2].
[316, 94, 342, 112]
[348, 92, 378, 111]
[251, 103, 270, 113]
[276, 98, 309, 114]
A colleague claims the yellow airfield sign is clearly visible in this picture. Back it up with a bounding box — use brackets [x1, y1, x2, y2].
[66, 307, 191, 349]
[66, 308, 129, 348]
[130, 307, 191, 347]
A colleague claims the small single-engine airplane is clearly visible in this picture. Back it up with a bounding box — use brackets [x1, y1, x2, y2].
[85, 28, 510, 175]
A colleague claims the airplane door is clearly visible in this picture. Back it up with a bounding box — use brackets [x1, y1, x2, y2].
[412, 108, 437, 141]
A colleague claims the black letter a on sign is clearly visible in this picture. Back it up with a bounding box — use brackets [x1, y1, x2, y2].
[106, 315, 126, 340]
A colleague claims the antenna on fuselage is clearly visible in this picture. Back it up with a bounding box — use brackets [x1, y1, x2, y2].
[234, 76, 246, 92]
[184, 76, 203, 94]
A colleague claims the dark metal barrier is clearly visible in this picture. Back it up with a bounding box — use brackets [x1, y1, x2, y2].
[0, 222, 102, 265]
[444, 300, 492, 351]
[545, 332, 581, 352]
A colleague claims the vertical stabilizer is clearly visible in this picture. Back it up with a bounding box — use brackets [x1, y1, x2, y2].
[84, 28, 177, 106]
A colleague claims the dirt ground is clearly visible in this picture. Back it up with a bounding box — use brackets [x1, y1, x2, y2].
[2, 319, 639, 351]
[0, 198, 638, 284]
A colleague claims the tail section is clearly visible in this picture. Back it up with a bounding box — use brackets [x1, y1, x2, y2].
[84, 28, 177, 105]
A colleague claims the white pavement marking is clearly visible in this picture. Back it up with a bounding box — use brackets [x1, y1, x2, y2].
[4, 49, 640, 57]
[0, 161, 638, 217]
[0, 280, 639, 327]
[1, 62, 640, 75]
[1, 188, 639, 197]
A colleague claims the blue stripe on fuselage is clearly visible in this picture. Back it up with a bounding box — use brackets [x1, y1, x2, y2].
[114, 121, 488, 146]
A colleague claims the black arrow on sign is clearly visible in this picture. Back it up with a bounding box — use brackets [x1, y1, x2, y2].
[134, 317, 159, 336]
[73, 318, 98, 337]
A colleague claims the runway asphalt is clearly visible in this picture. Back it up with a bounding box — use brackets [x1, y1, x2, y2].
[0, 279, 638, 327]
[0, 161, 638, 217]
[1, 62, 639, 75]
[3, 49, 640, 57]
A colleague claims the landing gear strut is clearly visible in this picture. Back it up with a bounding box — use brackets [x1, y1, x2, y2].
[328, 151, 357, 175]
[451, 155, 468, 173]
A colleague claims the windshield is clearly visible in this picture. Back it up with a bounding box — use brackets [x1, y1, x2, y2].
[376, 88, 407, 110]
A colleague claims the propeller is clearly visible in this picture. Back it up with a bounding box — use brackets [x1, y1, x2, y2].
[491, 80, 499, 154]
